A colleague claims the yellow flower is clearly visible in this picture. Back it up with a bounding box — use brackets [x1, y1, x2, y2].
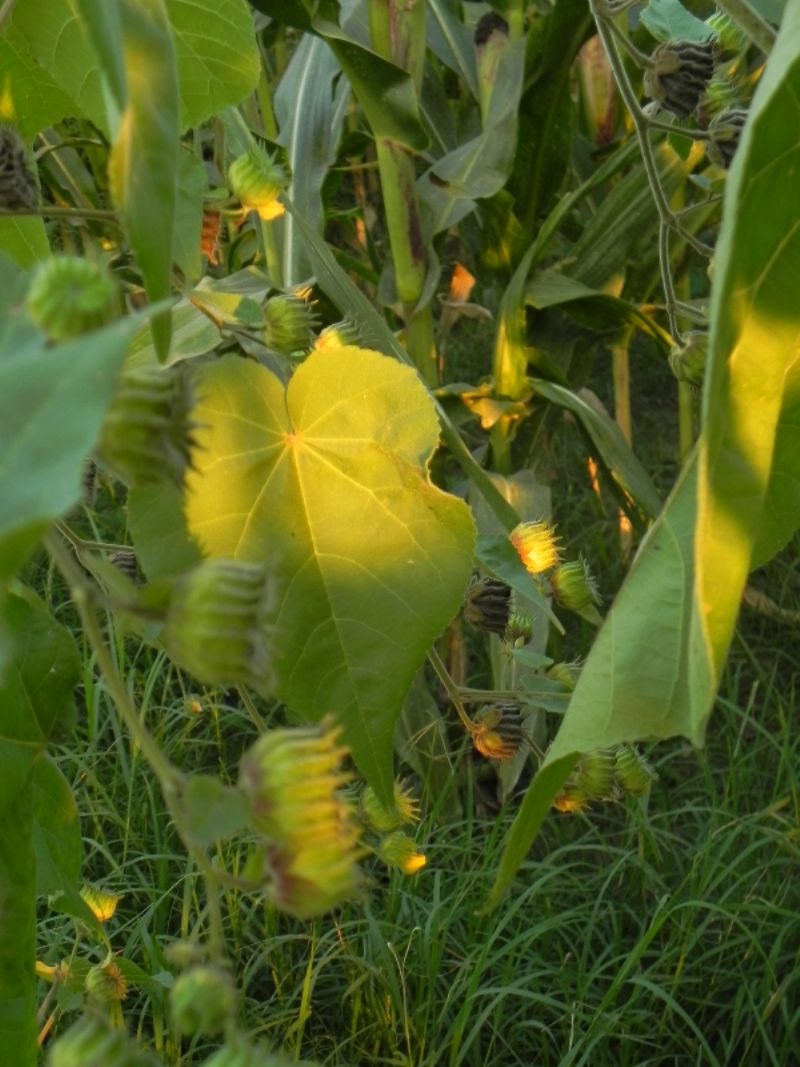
[509, 521, 561, 576]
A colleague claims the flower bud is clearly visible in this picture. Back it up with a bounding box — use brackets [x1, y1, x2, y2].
[266, 839, 363, 919]
[505, 611, 533, 647]
[170, 965, 236, 1036]
[96, 365, 196, 488]
[670, 331, 708, 386]
[472, 703, 525, 761]
[313, 320, 360, 352]
[263, 292, 319, 354]
[551, 559, 600, 614]
[706, 108, 748, 169]
[644, 40, 715, 118]
[85, 960, 128, 1005]
[165, 559, 276, 695]
[362, 780, 420, 833]
[377, 831, 427, 875]
[0, 124, 38, 211]
[80, 885, 121, 923]
[546, 661, 580, 691]
[463, 575, 512, 636]
[552, 783, 589, 814]
[48, 1013, 158, 1067]
[26, 257, 118, 341]
[228, 148, 287, 221]
[614, 744, 657, 797]
[575, 749, 616, 800]
[706, 11, 748, 55]
[509, 521, 561, 576]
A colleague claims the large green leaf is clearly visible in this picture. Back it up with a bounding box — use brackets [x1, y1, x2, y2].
[166, 0, 260, 130]
[0, 24, 77, 136]
[31, 754, 81, 897]
[109, 0, 179, 360]
[74, 0, 127, 115]
[640, 0, 712, 43]
[181, 348, 476, 800]
[0, 218, 48, 269]
[0, 318, 136, 580]
[693, 0, 800, 694]
[0, 787, 35, 1067]
[0, 590, 81, 816]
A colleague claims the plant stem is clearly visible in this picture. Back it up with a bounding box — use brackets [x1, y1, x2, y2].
[44, 530, 228, 963]
[427, 647, 476, 732]
[714, 0, 777, 55]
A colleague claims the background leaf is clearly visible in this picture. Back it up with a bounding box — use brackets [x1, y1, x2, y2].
[0, 788, 36, 1067]
[31, 755, 81, 897]
[180, 348, 476, 800]
[639, 0, 712, 43]
[0, 218, 49, 269]
[0, 25, 77, 136]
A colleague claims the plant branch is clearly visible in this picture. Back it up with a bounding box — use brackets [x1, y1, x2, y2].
[427, 647, 476, 732]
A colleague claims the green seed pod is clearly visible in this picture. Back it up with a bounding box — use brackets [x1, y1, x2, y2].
[706, 11, 748, 55]
[464, 575, 512, 636]
[472, 703, 526, 761]
[266, 838, 363, 919]
[644, 40, 715, 118]
[377, 831, 427, 875]
[263, 292, 319, 355]
[670, 331, 708, 387]
[551, 559, 600, 614]
[0, 124, 38, 211]
[505, 611, 533, 647]
[96, 365, 196, 488]
[164, 559, 276, 694]
[313, 320, 361, 352]
[228, 148, 288, 221]
[706, 108, 748, 169]
[362, 780, 420, 832]
[575, 749, 616, 801]
[26, 257, 118, 342]
[85, 960, 128, 1004]
[546, 661, 580, 691]
[170, 965, 237, 1037]
[614, 744, 657, 797]
[48, 1013, 158, 1067]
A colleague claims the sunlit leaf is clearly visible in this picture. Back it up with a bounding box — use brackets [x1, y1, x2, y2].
[182, 348, 476, 800]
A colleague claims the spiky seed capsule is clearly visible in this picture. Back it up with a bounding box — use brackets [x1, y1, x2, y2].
[464, 575, 512, 636]
[510, 520, 561, 576]
[85, 960, 128, 1004]
[706, 108, 748, 169]
[170, 965, 236, 1036]
[706, 11, 748, 55]
[551, 559, 600, 614]
[546, 661, 580, 691]
[263, 292, 319, 354]
[313, 320, 360, 352]
[96, 365, 196, 488]
[669, 331, 708, 386]
[362, 780, 420, 832]
[472, 703, 525, 761]
[265, 838, 363, 919]
[377, 831, 427, 875]
[644, 40, 715, 118]
[505, 611, 533, 647]
[26, 257, 119, 342]
[228, 148, 288, 221]
[47, 1012, 159, 1067]
[614, 744, 657, 797]
[165, 559, 275, 695]
[0, 125, 38, 211]
[576, 749, 617, 800]
[552, 783, 589, 813]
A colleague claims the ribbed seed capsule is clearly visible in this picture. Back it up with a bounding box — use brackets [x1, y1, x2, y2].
[505, 611, 533, 647]
[263, 292, 319, 354]
[362, 780, 420, 832]
[47, 1012, 159, 1067]
[165, 559, 276, 694]
[463, 575, 512, 636]
[170, 965, 236, 1036]
[551, 559, 600, 614]
[576, 749, 616, 800]
[472, 703, 525, 761]
[670, 331, 708, 386]
[706, 108, 748, 169]
[96, 366, 196, 488]
[0, 124, 38, 210]
[614, 744, 656, 797]
[26, 257, 119, 341]
[85, 960, 128, 1004]
[313, 320, 360, 352]
[644, 40, 715, 118]
[228, 147, 288, 220]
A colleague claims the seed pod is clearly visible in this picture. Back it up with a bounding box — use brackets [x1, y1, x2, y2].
[463, 574, 512, 636]
[0, 124, 38, 211]
[170, 965, 236, 1037]
[362, 780, 420, 832]
[669, 331, 708, 387]
[552, 783, 589, 813]
[505, 611, 533, 647]
[644, 40, 715, 118]
[26, 257, 119, 342]
[575, 749, 616, 801]
[313, 320, 360, 352]
[706, 11, 748, 56]
[509, 520, 561, 576]
[614, 744, 657, 797]
[266, 837, 363, 919]
[551, 558, 600, 614]
[263, 292, 319, 354]
[48, 1013, 159, 1067]
[546, 661, 580, 691]
[85, 960, 128, 1005]
[165, 559, 276, 694]
[377, 831, 427, 875]
[96, 365, 197, 488]
[228, 147, 288, 221]
[706, 108, 748, 169]
[472, 703, 525, 761]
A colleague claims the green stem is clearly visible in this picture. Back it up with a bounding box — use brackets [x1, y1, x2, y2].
[714, 0, 777, 55]
[427, 647, 476, 732]
[44, 531, 228, 963]
[260, 217, 283, 286]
